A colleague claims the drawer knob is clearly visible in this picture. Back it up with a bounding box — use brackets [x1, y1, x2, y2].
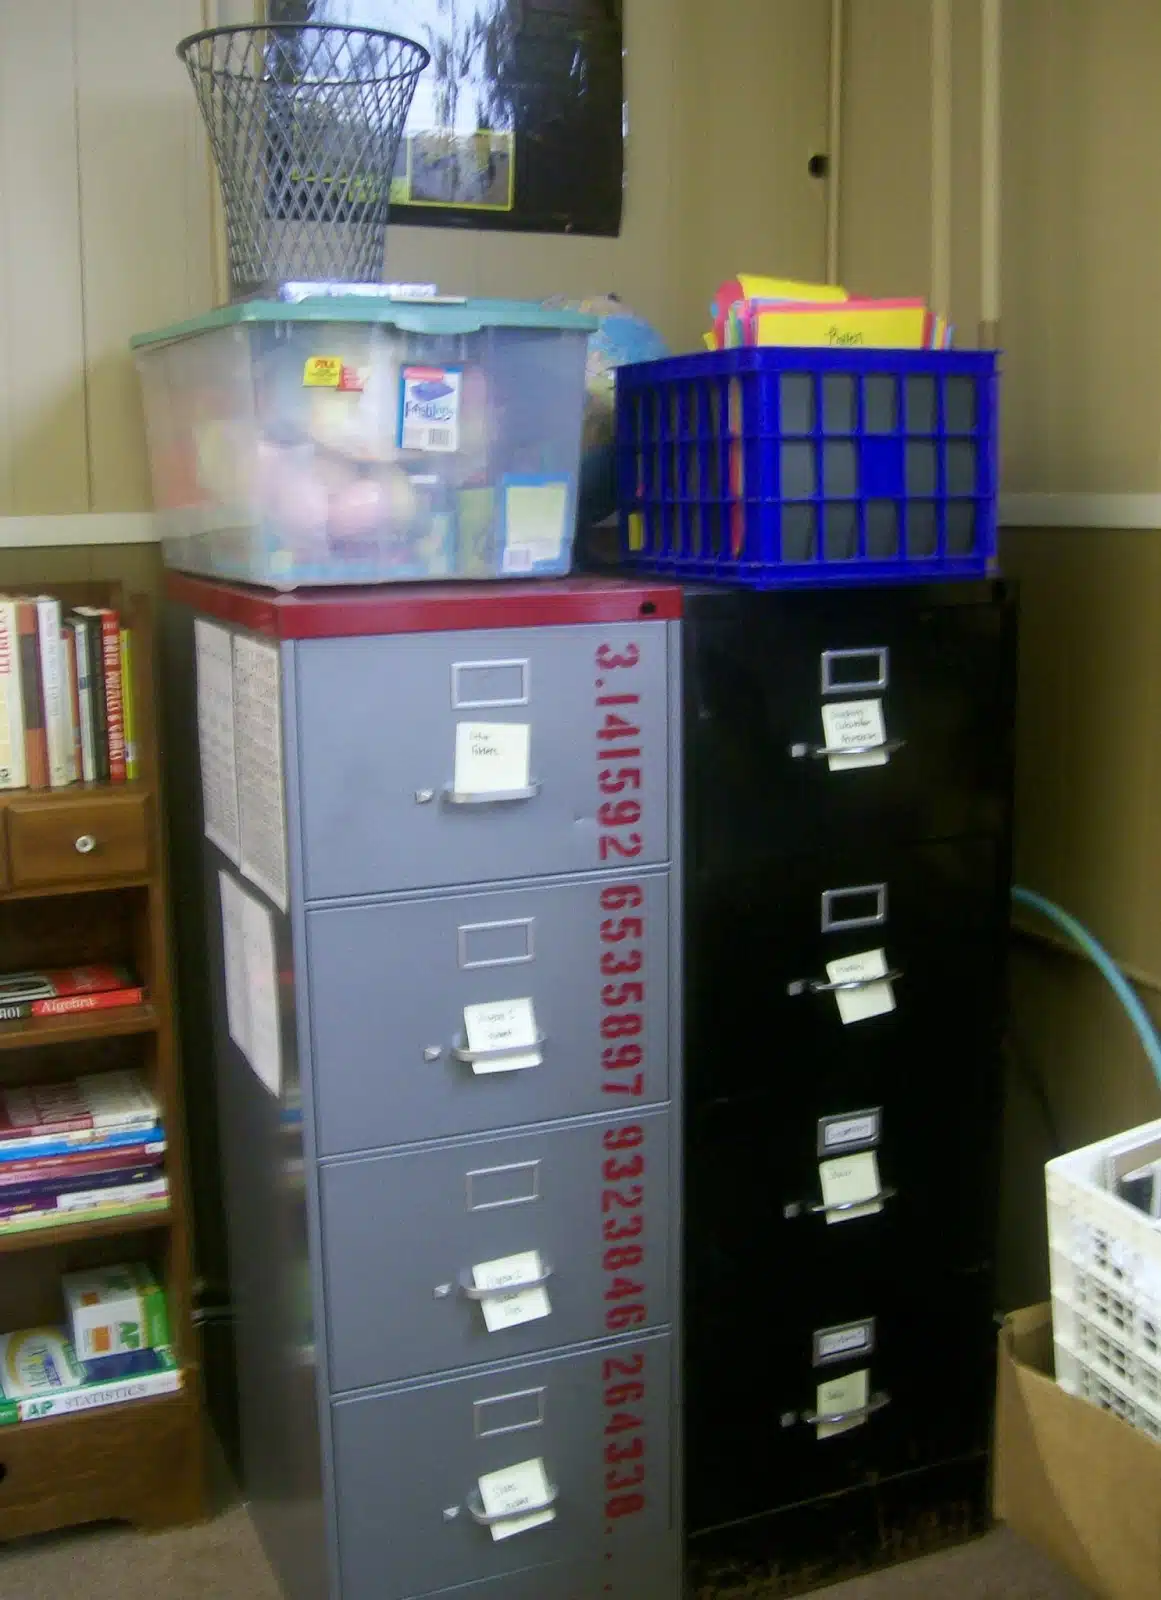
[788, 738, 906, 761]
[74, 834, 97, 855]
[450, 1032, 547, 1066]
[782, 1186, 899, 1221]
[423, 1046, 443, 1062]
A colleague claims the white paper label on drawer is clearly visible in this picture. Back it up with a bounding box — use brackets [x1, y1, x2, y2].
[463, 998, 541, 1073]
[477, 1457, 556, 1541]
[472, 1250, 552, 1333]
[818, 1151, 882, 1224]
[820, 699, 888, 772]
[816, 1368, 869, 1440]
[825, 948, 895, 1025]
[454, 721, 531, 796]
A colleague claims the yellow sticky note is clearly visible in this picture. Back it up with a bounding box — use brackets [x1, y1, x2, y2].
[816, 1368, 869, 1440]
[302, 356, 343, 388]
[819, 1151, 883, 1224]
[628, 511, 645, 552]
[825, 948, 896, 1026]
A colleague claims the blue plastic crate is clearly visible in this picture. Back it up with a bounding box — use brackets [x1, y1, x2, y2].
[614, 346, 998, 588]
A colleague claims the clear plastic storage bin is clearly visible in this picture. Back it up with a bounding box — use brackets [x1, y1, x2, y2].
[132, 297, 596, 589]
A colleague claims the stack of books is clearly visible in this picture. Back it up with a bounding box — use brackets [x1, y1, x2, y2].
[0, 596, 138, 791]
[0, 1069, 166, 1236]
[0, 1263, 180, 1422]
[706, 274, 954, 352]
[0, 964, 145, 1024]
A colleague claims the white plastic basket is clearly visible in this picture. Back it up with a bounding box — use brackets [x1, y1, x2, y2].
[1047, 1117, 1161, 1436]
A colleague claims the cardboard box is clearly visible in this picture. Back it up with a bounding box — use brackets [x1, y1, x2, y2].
[995, 1303, 1161, 1597]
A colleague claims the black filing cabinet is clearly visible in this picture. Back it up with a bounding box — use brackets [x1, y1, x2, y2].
[681, 581, 1017, 1591]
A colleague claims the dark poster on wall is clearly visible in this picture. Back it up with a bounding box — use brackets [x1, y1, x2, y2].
[268, 0, 624, 236]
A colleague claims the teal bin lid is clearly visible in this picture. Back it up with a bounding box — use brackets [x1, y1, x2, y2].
[131, 295, 598, 349]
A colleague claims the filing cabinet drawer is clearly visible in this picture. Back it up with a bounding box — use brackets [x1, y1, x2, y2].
[321, 1111, 672, 1392]
[683, 583, 1015, 868]
[685, 1266, 993, 1533]
[333, 1335, 673, 1600]
[308, 873, 671, 1154]
[296, 621, 671, 900]
[685, 1091, 999, 1315]
[7, 791, 149, 888]
[686, 836, 1006, 1106]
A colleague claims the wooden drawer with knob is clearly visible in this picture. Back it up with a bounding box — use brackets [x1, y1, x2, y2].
[5, 791, 150, 890]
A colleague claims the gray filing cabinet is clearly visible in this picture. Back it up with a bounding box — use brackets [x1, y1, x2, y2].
[163, 573, 684, 1600]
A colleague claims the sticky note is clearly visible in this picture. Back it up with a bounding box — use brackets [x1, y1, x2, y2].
[820, 699, 889, 772]
[816, 1367, 868, 1440]
[463, 998, 541, 1073]
[819, 1151, 882, 1224]
[825, 948, 895, 1025]
[477, 1457, 556, 1540]
[472, 1250, 551, 1333]
[302, 356, 343, 387]
[501, 479, 570, 573]
[453, 721, 531, 797]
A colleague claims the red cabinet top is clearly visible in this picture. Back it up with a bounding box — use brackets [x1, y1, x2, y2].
[165, 572, 683, 639]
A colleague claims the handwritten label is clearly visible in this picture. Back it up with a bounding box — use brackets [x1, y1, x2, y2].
[463, 998, 541, 1074]
[816, 1367, 868, 1440]
[477, 1457, 555, 1541]
[819, 1110, 881, 1155]
[454, 721, 530, 797]
[471, 1250, 551, 1333]
[815, 1320, 875, 1366]
[820, 698, 888, 772]
[825, 948, 895, 1025]
[819, 1151, 882, 1224]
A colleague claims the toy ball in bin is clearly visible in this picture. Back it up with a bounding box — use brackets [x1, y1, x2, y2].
[544, 295, 668, 529]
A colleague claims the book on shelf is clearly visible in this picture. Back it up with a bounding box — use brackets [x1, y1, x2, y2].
[36, 597, 72, 789]
[0, 1189, 169, 1235]
[0, 601, 26, 790]
[0, 1069, 158, 1152]
[0, 596, 135, 795]
[0, 1326, 180, 1423]
[75, 607, 125, 783]
[17, 600, 47, 789]
[0, 1138, 166, 1187]
[0, 964, 144, 1022]
[0, 1122, 164, 1165]
[0, 1163, 163, 1213]
[0, 1175, 168, 1224]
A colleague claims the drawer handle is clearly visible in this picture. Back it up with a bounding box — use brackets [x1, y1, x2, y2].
[443, 782, 542, 806]
[458, 1261, 555, 1301]
[786, 970, 902, 997]
[74, 834, 97, 855]
[789, 739, 906, 761]
[449, 1033, 548, 1066]
[799, 1392, 891, 1429]
[803, 1187, 897, 1219]
[464, 1482, 559, 1526]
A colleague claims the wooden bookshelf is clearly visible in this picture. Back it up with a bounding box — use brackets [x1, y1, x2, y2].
[0, 583, 203, 1541]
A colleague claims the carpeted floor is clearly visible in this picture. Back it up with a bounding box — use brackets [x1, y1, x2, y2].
[0, 1512, 1091, 1599]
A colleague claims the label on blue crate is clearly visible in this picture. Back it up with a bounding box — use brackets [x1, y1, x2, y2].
[400, 365, 462, 453]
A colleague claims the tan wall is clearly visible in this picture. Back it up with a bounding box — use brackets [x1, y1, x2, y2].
[839, 0, 1161, 1306]
[0, 0, 830, 527]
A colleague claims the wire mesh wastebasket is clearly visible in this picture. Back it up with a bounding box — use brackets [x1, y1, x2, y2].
[178, 23, 429, 299]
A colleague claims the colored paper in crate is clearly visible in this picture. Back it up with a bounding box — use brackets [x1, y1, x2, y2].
[710, 274, 848, 351]
[63, 1262, 170, 1358]
[750, 299, 933, 350]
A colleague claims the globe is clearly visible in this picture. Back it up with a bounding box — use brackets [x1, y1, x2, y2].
[544, 294, 669, 529]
